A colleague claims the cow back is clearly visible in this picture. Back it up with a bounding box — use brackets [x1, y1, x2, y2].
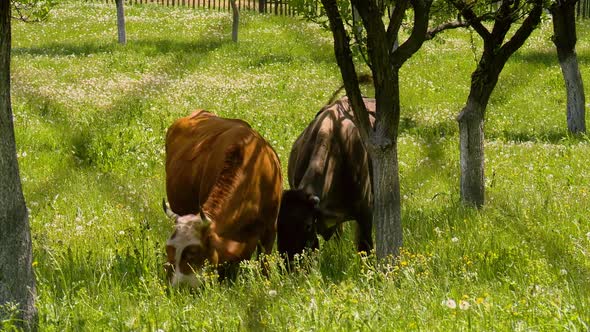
[288, 97, 375, 213]
[165, 110, 282, 262]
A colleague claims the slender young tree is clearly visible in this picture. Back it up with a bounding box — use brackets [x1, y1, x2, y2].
[0, 2, 38, 330]
[115, 0, 127, 45]
[550, 0, 586, 134]
[451, 0, 543, 207]
[321, 0, 432, 259]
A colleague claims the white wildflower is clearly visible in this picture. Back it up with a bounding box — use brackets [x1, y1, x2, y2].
[442, 299, 456, 309]
[434, 227, 442, 236]
[459, 300, 471, 310]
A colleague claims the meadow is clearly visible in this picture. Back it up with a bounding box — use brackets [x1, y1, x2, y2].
[5, 1, 590, 330]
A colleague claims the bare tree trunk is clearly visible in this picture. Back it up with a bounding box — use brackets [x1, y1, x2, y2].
[0, 3, 38, 331]
[230, 0, 239, 42]
[560, 54, 586, 133]
[116, 0, 127, 45]
[370, 145, 401, 259]
[454, 0, 542, 207]
[457, 99, 486, 207]
[550, 0, 586, 133]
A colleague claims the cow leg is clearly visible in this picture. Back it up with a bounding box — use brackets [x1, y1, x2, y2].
[217, 261, 239, 283]
[257, 227, 276, 276]
[355, 207, 373, 253]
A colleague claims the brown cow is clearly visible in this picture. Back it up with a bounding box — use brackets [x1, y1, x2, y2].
[277, 97, 375, 262]
[163, 110, 282, 286]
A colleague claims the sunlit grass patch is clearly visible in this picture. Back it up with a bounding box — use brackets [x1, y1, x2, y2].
[10, 2, 590, 330]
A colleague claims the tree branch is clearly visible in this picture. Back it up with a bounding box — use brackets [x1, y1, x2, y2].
[452, 1, 492, 41]
[386, 0, 409, 50]
[426, 19, 469, 40]
[391, 0, 432, 68]
[320, 0, 372, 141]
[496, 0, 543, 64]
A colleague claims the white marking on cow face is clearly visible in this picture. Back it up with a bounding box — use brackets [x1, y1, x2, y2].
[165, 213, 211, 287]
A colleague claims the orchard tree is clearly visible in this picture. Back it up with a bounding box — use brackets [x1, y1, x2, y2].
[451, 0, 543, 207]
[0, 2, 37, 331]
[320, 0, 433, 259]
[550, 0, 586, 134]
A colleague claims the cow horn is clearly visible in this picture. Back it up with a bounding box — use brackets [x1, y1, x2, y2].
[310, 195, 320, 207]
[162, 199, 179, 221]
[199, 207, 211, 227]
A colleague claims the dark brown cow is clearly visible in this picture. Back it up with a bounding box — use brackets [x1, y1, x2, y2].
[278, 97, 375, 262]
[163, 110, 282, 286]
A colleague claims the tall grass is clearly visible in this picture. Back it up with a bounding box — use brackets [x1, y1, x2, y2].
[7, 2, 590, 330]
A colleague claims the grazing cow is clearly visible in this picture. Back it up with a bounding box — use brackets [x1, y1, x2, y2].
[277, 96, 375, 262]
[163, 110, 282, 287]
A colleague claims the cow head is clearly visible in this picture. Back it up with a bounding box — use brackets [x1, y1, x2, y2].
[162, 200, 215, 287]
[277, 190, 321, 263]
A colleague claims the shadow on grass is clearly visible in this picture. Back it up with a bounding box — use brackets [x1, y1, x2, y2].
[12, 37, 229, 58]
[511, 216, 590, 295]
[12, 42, 116, 57]
[488, 128, 571, 143]
[512, 49, 590, 65]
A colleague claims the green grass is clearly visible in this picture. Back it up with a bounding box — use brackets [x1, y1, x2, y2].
[7, 2, 590, 330]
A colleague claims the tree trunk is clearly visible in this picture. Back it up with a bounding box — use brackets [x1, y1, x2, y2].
[230, 0, 239, 42]
[550, 0, 586, 134]
[457, 99, 486, 208]
[0, 3, 38, 331]
[116, 0, 126, 45]
[369, 144, 402, 259]
[458, 64, 497, 208]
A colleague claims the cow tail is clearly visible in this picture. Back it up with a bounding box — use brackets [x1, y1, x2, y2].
[325, 73, 373, 106]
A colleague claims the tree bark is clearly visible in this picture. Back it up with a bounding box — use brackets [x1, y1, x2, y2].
[454, 0, 542, 207]
[230, 0, 239, 42]
[115, 0, 126, 45]
[0, 3, 38, 331]
[457, 99, 486, 208]
[457, 64, 498, 207]
[550, 0, 586, 134]
[321, 0, 431, 259]
[370, 144, 402, 259]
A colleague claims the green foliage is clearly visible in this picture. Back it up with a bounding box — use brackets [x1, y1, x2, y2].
[10, 2, 590, 330]
[12, 0, 57, 22]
